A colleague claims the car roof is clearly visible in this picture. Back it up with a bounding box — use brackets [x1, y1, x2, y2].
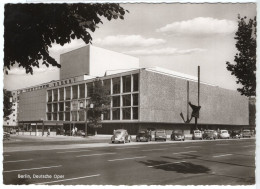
[115, 129, 126, 132]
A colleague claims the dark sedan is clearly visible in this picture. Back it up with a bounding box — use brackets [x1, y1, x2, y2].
[171, 130, 185, 141]
[136, 129, 151, 142]
[202, 130, 216, 140]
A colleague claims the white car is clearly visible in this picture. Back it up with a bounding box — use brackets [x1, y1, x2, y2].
[218, 130, 230, 139]
[111, 129, 131, 144]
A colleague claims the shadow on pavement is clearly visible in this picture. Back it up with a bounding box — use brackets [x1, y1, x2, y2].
[138, 160, 210, 174]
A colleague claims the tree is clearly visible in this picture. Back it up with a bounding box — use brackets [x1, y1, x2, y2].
[88, 78, 111, 135]
[4, 3, 128, 74]
[3, 89, 13, 120]
[226, 15, 256, 97]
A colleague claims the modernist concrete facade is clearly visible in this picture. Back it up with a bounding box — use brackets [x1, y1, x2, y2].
[14, 46, 250, 135]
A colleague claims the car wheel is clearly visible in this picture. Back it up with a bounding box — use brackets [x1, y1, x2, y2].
[155, 138, 157, 141]
[164, 139, 166, 142]
[112, 141, 114, 143]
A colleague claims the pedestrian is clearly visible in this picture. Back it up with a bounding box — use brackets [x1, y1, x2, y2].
[47, 128, 50, 137]
[75, 127, 78, 136]
[72, 127, 75, 136]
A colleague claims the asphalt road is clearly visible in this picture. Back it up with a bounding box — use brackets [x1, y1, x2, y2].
[3, 138, 255, 185]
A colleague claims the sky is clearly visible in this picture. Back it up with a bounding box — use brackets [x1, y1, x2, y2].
[3, 3, 257, 91]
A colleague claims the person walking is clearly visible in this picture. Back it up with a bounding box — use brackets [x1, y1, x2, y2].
[75, 127, 78, 136]
[72, 127, 75, 136]
[47, 128, 50, 137]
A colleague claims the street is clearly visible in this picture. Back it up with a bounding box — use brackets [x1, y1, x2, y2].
[3, 137, 255, 185]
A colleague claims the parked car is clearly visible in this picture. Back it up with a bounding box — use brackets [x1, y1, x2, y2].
[230, 130, 241, 139]
[171, 130, 185, 141]
[242, 129, 252, 138]
[77, 130, 86, 137]
[136, 129, 151, 142]
[218, 130, 230, 139]
[192, 130, 202, 140]
[111, 129, 131, 144]
[10, 129, 16, 134]
[4, 132, 10, 140]
[202, 130, 216, 140]
[155, 129, 167, 141]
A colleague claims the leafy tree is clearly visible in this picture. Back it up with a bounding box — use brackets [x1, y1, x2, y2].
[88, 78, 111, 135]
[3, 89, 13, 120]
[226, 15, 256, 97]
[4, 3, 128, 74]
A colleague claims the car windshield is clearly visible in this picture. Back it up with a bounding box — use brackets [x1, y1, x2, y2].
[204, 130, 212, 133]
[221, 131, 228, 133]
[138, 131, 146, 134]
[243, 130, 250, 133]
[174, 130, 182, 134]
[115, 131, 123, 135]
[156, 131, 165, 134]
[194, 131, 200, 133]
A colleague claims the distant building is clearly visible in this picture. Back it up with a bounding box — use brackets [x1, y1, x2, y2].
[13, 45, 250, 136]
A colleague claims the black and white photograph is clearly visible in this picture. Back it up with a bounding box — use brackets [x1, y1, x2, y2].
[2, 0, 257, 187]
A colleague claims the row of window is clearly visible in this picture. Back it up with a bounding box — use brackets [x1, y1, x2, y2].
[47, 74, 139, 102]
[46, 107, 138, 121]
[47, 93, 138, 113]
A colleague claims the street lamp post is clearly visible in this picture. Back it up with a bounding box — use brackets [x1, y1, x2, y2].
[80, 101, 94, 137]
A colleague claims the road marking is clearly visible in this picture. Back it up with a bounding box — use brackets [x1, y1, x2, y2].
[4, 159, 33, 163]
[216, 144, 229, 145]
[249, 150, 255, 153]
[4, 155, 10, 157]
[108, 156, 146, 162]
[148, 161, 186, 168]
[172, 151, 197, 155]
[243, 145, 255, 147]
[35, 174, 100, 185]
[76, 153, 116, 157]
[116, 147, 140, 150]
[57, 150, 91, 153]
[4, 165, 62, 173]
[184, 146, 201, 148]
[213, 154, 232, 158]
[141, 148, 167, 152]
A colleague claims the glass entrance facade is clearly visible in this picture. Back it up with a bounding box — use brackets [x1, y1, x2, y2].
[46, 73, 139, 122]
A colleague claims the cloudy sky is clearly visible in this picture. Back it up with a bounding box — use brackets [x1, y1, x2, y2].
[4, 3, 256, 91]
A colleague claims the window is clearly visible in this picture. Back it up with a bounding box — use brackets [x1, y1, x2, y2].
[65, 87, 71, 100]
[78, 110, 85, 121]
[112, 77, 120, 94]
[59, 88, 64, 101]
[72, 85, 78, 99]
[48, 90, 52, 102]
[59, 112, 64, 121]
[53, 103, 58, 112]
[87, 83, 93, 97]
[65, 112, 70, 121]
[103, 79, 111, 95]
[122, 95, 131, 106]
[112, 108, 120, 120]
[53, 89, 58, 101]
[133, 74, 139, 92]
[53, 113, 57, 120]
[103, 110, 110, 120]
[133, 107, 138, 119]
[13, 114, 15, 116]
[79, 84, 85, 98]
[59, 102, 64, 111]
[47, 104, 52, 112]
[122, 108, 131, 120]
[123, 75, 131, 93]
[65, 101, 70, 111]
[71, 111, 77, 121]
[112, 96, 120, 107]
[133, 94, 138, 106]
